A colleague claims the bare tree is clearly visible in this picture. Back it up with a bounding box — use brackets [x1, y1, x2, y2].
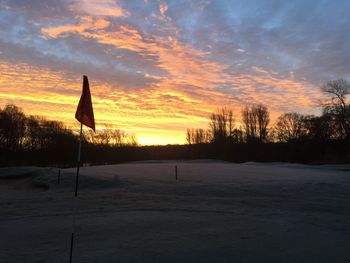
[210, 111, 227, 143]
[96, 130, 110, 145]
[126, 133, 138, 146]
[114, 129, 125, 146]
[0, 107, 72, 152]
[0, 104, 26, 150]
[186, 128, 210, 144]
[242, 106, 256, 142]
[242, 104, 270, 143]
[227, 109, 234, 141]
[209, 108, 234, 143]
[186, 128, 193, 144]
[232, 128, 244, 144]
[40, 120, 66, 148]
[85, 125, 138, 146]
[275, 113, 305, 142]
[204, 129, 212, 143]
[302, 115, 333, 142]
[254, 104, 270, 142]
[321, 79, 350, 139]
[25, 116, 41, 149]
[84, 129, 97, 144]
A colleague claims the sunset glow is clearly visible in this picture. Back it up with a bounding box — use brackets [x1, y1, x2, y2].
[1, 0, 349, 144]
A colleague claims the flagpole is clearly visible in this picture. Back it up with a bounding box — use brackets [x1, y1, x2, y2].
[69, 122, 83, 263]
[75, 122, 83, 197]
[70, 75, 94, 263]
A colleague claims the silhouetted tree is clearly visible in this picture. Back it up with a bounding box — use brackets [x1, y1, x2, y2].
[84, 125, 138, 146]
[242, 104, 270, 143]
[210, 108, 234, 144]
[0, 104, 26, 151]
[242, 106, 257, 142]
[227, 110, 234, 141]
[40, 119, 70, 149]
[275, 113, 306, 142]
[84, 129, 97, 144]
[95, 127, 113, 145]
[25, 115, 41, 149]
[303, 115, 333, 142]
[321, 79, 350, 140]
[186, 128, 211, 144]
[255, 104, 270, 142]
[186, 128, 192, 144]
[126, 133, 138, 146]
[232, 128, 244, 144]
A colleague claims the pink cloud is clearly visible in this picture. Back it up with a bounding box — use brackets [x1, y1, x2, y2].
[69, 0, 128, 17]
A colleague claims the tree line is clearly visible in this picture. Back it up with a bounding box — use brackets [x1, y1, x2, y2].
[0, 104, 137, 166]
[0, 104, 138, 151]
[0, 79, 349, 166]
[187, 79, 350, 145]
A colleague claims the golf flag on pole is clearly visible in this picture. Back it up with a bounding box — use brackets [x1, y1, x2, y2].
[75, 75, 95, 131]
[70, 75, 95, 263]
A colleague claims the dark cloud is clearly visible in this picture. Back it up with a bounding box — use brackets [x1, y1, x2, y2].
[3, 0, 349, 87]
[2, 0, 71, 20]
[169, 0, 350, 85]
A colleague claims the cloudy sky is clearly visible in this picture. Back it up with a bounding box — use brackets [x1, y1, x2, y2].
[0, 0, 349, 144]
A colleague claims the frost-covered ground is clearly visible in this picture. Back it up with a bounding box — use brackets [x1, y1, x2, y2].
[1, 161, 350, 263]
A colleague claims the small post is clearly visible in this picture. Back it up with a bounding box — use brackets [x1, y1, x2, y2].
[57, 169, 61, 185]
[175, 165, 178, 180]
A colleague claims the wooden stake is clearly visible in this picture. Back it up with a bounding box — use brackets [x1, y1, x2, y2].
[57, 169, 61, 185]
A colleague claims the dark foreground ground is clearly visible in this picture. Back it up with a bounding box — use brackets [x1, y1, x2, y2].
[0, 161, 350, 263]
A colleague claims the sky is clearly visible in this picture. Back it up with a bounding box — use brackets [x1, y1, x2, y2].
[0, 0, 349, 145]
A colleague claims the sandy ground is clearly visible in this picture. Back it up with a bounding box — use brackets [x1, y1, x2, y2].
[0, 161, 350, 263]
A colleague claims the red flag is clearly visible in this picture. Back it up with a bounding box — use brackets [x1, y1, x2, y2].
[75, 75, 95, 131]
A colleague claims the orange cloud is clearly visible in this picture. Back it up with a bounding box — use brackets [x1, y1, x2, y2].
[3, 14, 324, 145]
[41, 16, 110, 38]
[69, 0, 128, 17]
[0, 60, 210, 144]
[42, 18, 230, 89]
[0, 55, 322, 145]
